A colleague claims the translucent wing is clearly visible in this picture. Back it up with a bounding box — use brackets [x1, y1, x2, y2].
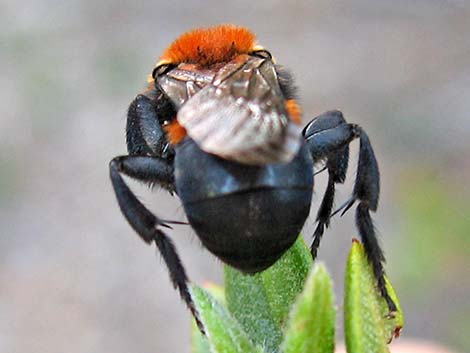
[159, 56, 302, 165]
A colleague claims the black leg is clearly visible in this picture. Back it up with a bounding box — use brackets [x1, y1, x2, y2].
[310, 170, 335, 259]
[109, 155, 205, 331]
[304, 110, 396, 315]
[111, 155, 176, 194]
[126, 94, 176, 160]
[304, 111, 351, 260]
[357, 203, 397, 314]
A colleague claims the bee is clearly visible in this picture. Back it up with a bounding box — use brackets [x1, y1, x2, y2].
[109, 24, 397, 330]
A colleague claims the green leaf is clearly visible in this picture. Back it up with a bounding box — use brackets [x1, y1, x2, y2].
[282, 263, 336, 353]
[383, 277, 404, 343]
[191, 322, 211, 353]
[191, 283, 225, 353]
[344, 240, 404, 353]
[224, 236, 312, 352]
[190, 285, 264, 353]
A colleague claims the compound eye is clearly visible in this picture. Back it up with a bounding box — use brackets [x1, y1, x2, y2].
[152, 63, 175, 79]
[251, 49, 272, 60]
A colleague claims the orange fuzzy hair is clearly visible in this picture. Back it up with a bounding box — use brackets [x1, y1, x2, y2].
[285, 99, 302, 124]
[164, 120, 187, 145]
[159, 24, 257, 66]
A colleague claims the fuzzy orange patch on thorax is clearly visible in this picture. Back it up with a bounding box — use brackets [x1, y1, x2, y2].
[159, 24, 256, 67]
[285, 99, 302, 124]
[164, 119, 187, 145]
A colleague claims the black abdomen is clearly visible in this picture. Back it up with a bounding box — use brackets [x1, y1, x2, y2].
[175, 139, 314, 273]
[184, 188, 312, 272]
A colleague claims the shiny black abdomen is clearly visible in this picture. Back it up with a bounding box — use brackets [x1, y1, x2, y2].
[175, 139, 314, 273]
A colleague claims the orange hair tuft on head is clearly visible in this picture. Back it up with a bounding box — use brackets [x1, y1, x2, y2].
[159, 24, 257, 66]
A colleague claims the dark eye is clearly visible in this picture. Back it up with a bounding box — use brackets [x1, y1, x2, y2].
[251, 49, 272, 60]
[152, 63, 175, 78]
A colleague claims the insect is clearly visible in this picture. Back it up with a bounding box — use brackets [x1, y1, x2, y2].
[109, 24, 397, 330]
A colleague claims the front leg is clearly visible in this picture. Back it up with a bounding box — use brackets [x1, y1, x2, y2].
[126, 93, 176, 160]
[303, 110, 396, 315]
[109, 155, 204, 332]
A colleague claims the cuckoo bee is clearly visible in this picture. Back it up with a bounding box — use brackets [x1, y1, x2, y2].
[109, 24, 397, 330]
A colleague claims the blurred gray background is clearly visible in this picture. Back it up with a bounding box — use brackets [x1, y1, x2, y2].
[1, 1, 469, 352]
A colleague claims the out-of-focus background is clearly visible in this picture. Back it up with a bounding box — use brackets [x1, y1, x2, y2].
[1, 1, 469, 352]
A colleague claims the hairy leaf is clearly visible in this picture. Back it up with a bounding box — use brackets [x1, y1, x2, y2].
[224, 236, 312, 352]
[282, 263, 336, 353]
[190, 286, 264, 353]
[344, 240, 404, 353]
